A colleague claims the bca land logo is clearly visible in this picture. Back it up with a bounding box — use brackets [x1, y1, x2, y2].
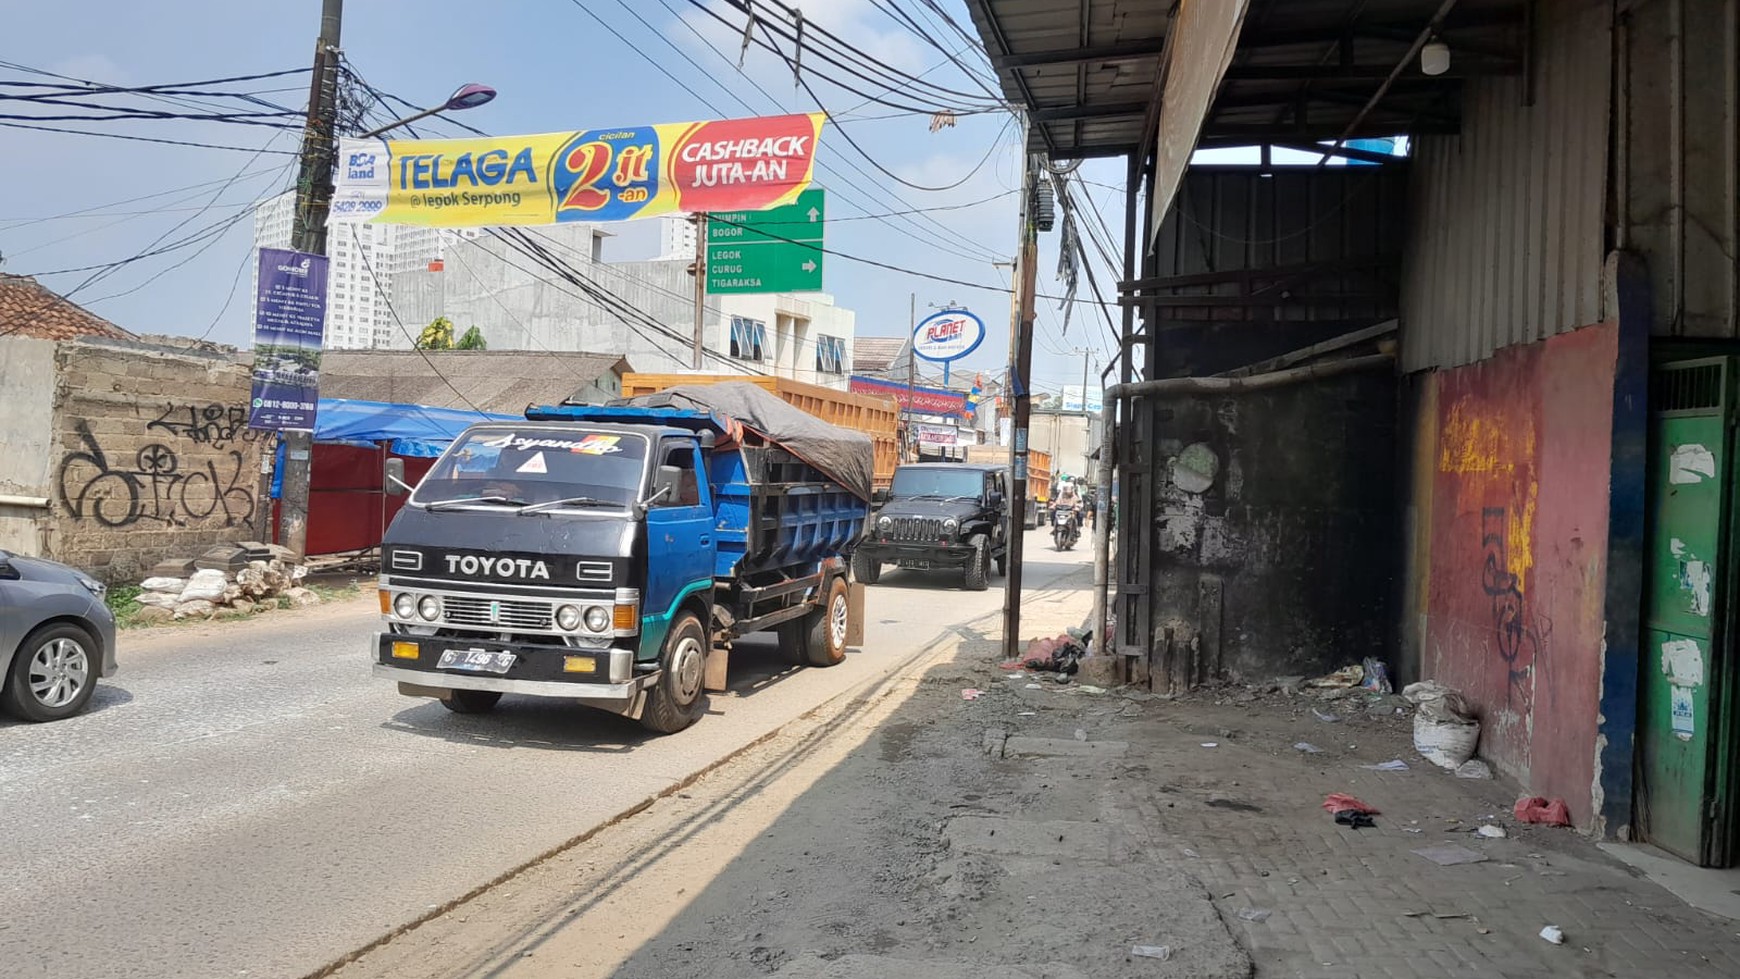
[912, 309, 986, 363]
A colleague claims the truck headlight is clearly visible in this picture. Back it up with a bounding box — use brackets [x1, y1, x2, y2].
[583, 605, 612, 633]
[393, 592, 417, 619]
[877, 515, 892, 530]
[417, 595, 441, 621]
[556, 604, 583, 631]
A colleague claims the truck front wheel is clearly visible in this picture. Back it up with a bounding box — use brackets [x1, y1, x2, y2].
[441, 689, 501, 714]
[640, 612, 709, 734]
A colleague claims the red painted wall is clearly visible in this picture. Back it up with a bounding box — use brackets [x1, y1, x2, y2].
[1422, 322, 1617, 824]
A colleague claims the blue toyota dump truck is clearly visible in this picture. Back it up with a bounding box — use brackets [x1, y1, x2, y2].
[371, 383, 871, 733]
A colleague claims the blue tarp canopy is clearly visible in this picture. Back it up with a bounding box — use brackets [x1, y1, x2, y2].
[313, 397, 516, 456]
[271, 398, 516, 498]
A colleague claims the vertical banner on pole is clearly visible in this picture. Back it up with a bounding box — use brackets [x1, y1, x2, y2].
[247, 247, 329, 431]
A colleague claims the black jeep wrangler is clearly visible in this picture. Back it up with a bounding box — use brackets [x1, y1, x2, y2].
[853, 462, 1010, 591]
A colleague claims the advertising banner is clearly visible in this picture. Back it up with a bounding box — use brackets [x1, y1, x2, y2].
[849, 375, 967, 415]
[914, 423, 964, 447]
[247, 247, 328, 431]
[330, 113, 825, 228]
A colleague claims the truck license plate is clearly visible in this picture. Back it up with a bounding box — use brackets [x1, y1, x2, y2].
[438, 648, 516, 674]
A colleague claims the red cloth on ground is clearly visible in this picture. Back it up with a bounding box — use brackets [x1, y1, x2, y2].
[1514, 796, 1572, 826]
[1322, 793, 1379, 815]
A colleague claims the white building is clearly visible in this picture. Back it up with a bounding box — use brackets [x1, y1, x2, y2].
[390, 226, 857, 388]
[251, 191, 441, 350]
[657, 214, 698, 260]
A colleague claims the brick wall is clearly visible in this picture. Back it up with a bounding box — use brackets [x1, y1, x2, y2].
[47, 339, 266, 581]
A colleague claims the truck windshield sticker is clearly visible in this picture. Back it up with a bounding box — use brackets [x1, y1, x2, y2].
[516, 452, 549, 474]
[480, 432, 624, 455]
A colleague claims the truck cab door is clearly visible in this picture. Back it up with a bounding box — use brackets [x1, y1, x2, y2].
[642, 440, 716, 657]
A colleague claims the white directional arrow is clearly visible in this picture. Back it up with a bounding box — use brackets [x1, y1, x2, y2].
[807, 207, 820, 222]
[801, 259, 818, 273]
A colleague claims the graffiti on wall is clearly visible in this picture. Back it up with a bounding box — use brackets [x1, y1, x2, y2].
[57, 419, 256, 528]
[1479, 505, 1550, 706]
[147, 402, 264, 450]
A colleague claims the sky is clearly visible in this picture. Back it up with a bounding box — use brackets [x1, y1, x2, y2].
[0, 0, 1136, 398]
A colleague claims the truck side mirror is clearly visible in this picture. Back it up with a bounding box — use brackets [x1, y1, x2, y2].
[384, 457, 410, 496]
[646, 465, 681, 508]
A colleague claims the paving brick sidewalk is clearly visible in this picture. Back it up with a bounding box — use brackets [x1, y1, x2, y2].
[975, 665, 1740, 979]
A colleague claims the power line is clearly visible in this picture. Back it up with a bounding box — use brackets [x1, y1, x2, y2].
[348, 225, 489, 414]
[0, 121, 300, 153]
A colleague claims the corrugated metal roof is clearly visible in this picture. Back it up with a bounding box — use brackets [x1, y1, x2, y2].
[319, 350, 631, 414]
[1399, 0, 1609, 370]
[966, 0, 1526, 161]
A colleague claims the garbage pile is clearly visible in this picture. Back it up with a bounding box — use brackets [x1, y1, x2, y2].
[1002, 628, 1091, 675]
[129, 542, 318, 621]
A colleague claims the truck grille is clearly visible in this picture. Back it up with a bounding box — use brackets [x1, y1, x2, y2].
[886, 516, 944, 541]
[442, 596, 554, 630]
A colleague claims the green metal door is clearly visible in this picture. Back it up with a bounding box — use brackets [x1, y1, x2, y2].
[1640, 358, 1734, 865]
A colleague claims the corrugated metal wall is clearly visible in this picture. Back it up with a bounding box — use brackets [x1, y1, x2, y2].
[1151, 166, 1408, 326]
[1400, 0, 1612, 371]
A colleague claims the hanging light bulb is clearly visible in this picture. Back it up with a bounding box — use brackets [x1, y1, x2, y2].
[1420, 37, 1451, 76]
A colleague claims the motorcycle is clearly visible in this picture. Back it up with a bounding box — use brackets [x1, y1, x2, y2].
[1051, 503, 1081, 551]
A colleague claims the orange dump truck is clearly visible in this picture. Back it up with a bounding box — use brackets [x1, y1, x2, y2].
[964, 445, 1052, 528]
[619, 374, 901, 490]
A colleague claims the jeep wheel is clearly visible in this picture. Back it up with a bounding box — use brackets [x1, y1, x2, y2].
[852, 549, 881, 585]
[640, 611, 709, 734]
[994, 553, 1008, 577]
[962, 535, 990, 591]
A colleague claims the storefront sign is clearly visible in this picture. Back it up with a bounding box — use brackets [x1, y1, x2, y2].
[849, 375, 967, 415]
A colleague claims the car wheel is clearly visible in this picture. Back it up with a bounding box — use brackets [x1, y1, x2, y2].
[852, 549, 881, 585]
[640, 611, 709, 734]
[440, 689, 501, 714]
[962, 535, 989, 592]
[2, 623, 99, 722]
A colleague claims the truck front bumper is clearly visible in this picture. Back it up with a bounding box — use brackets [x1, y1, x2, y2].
[374, 632, 654, 702]
[858, 540, 978, 568]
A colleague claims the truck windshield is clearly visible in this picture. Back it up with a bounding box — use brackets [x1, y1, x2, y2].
[413, 428, 647, 510]
[889, 468, 984, 500]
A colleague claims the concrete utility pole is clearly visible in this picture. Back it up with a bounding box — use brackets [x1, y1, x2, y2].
[905, 292, 916, 460]
[1076, 346, 1094, 477]
[1001, 146, 1040, 664]
[280, 0, 344, 559]
[691, 212, 708, 370]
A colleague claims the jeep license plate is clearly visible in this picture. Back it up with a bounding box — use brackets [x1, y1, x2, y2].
[438, 648, 516, 674]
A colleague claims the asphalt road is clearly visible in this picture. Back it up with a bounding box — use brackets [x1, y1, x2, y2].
[0, 531, 1090, 979]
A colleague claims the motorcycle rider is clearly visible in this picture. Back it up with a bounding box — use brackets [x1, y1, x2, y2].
[1053, 478, 1083, 548]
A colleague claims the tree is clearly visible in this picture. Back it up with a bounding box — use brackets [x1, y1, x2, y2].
[455, 325, 487, 350]
[415, 316, 454, 350]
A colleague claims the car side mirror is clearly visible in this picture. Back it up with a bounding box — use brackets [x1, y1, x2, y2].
[0, 560, 17, 581]
[872, 488, 889, 505]
[384, 458, 409, 497]
[645, 465, 680, 509]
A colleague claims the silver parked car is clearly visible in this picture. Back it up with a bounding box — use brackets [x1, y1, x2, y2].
[0, 549, 118, 722]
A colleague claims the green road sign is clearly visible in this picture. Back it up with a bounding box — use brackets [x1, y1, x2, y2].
[706, 189, 824, 294]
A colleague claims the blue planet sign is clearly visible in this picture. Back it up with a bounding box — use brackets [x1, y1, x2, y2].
[913, 308, 985, 362]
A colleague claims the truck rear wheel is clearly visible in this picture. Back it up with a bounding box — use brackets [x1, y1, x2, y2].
[783, 575, 850, 667]
[640, 612, 708, 734]
[852, 549, 881, 585]
[441, 689, 501, 714]
[963, 535, 990, 591]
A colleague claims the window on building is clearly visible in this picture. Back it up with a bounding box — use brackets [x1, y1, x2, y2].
[730, 317, 766, 361]
[815, 335, 846, 374]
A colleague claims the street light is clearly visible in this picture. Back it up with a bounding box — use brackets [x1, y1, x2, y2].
[359, 82, 497, 138]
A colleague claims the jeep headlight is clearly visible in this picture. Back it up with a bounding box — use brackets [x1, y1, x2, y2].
[942, 518, 959, 536]
[877, 515, 892, 530]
